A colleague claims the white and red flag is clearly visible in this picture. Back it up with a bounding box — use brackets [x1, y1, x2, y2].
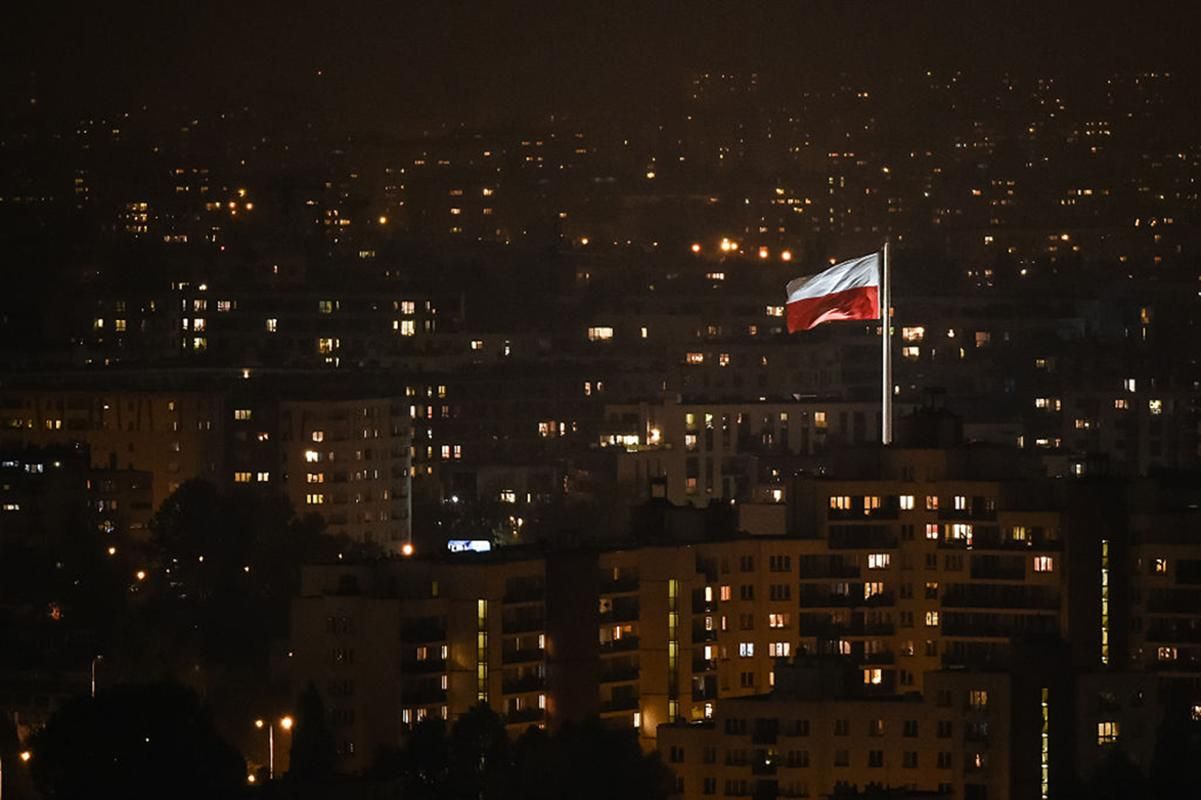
[785, 252, 881, 333]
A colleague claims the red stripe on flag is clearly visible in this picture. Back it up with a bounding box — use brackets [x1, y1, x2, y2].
[786, 285, 879, 333]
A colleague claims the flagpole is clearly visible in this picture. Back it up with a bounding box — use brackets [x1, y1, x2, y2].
[881, 239, 893, 445]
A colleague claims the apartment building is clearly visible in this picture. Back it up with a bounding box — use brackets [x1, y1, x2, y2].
[602, 396, 893, 506]
[279, 397, 412, 553]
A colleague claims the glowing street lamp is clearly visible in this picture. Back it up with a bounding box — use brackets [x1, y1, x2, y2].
[254, 716, 293, 779]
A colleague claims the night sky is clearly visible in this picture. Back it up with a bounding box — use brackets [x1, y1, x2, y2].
[4, 1, 1199, 129]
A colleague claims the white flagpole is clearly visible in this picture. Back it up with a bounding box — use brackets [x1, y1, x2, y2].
[881, 240, 893, 445]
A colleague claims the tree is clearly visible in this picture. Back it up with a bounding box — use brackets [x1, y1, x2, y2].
[447, 704, 509, 800]
[288, 682, 337, 781]
[29, 682, 244, 800]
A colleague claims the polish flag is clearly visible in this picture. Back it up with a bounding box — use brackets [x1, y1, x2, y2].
[785, 252, 881, 333]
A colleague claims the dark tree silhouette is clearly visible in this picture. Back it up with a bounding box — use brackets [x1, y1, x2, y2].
[391, 707, 671, 800]
[28, 682, 244, 800]
[288, 682, 337, 781]
[447, 704, 510, 800]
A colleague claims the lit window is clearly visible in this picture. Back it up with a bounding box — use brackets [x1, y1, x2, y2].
[769, 642, 790, 657]
[1114, 398, 1128, 410]
[953, 495, 967, 511]
[926, 496, 939, 511]
[685, 352, 704, 365]
[739, 642, 755, 658]
[587, 326, 614, 341]
[766, 305, 784, 318]
[1097, 721, 1119, 745]
[829, 496, 852, 511]
[925, 523, 939, 540]
[470, 339, 484, 351]
[867, 553, 891, 570]
[864, 669, 883, 685]
[925, 611, 940, 627]
[864, 581, 885, 598]
[234, 471, 252, 483]
[1153, 558, 1168, 574]
[899, 495, 915, 510]
[1034, 556, 1054, 573]
[1157, 646, 1177, 662]
[256, 472, 270, 482]
[814, 411, 827, 429]
[720, 586, 731, 602]
[266, 318, 278, 332]
[1149, 399, 1163, 415]
[902, 326, 924, 342]
[902, 346, 920, 360]
[306, 493, 325, 505]
[234, 409, 252, 421]
[969, 690, 989, 710]
[306, 473, 324, 483]
[304, 450, 321, 463]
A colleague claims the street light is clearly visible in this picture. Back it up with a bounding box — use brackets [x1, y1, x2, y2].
[91, 655, 104, 698]
[253, 716, 292, 779]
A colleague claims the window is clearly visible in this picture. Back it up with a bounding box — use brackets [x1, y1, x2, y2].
[397, 320, 416, 336]
[234, 408, 252, 420]
[1157, 646, 1177, 662]
[864, 581, 885, 599]
[969, 690, 989, 710]
[834, 719, 849, 736]
[587, 326, 614, 341]
[1097, 721, 1119, 745]
[739, 642, 755, 658]
[829, 495, 852, 510]
[868, 751, 884, 767]
[769, 642, 790, 657]
[937, 720, 953, 737]
[305, 450, 321, 463]
[926, 495, 939, 511]
[903, 720, 918, 737]
[306, 493, 325, 505]
[1152, 558, 1168, 574]
[864, 669, 883, 685]
[1034, 556, 1054, 573]
[1149, 399, 1163, 415]
[266, 318, 278, 332]
[234, 471, 252, 483]
[925, 523, 939, 540]
[256, 472, 270, 482]
[903, 751, 918, 768]
[768, 613, 790, 629]
[834, 750, 849, 767]
[902, 326, 924, 342]
[937, 752, 952, 769]
[867, 553, 891, 569]
[925, 611, 940, 627]
[899, 495, 915, 510]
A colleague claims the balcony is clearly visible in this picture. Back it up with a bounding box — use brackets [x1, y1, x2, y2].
[600, 576, 640, 595]
[403, 658, 447, 675]
[502, 648, 544, 665]
[600, 636, 640, 654]
[502, 616, 545, 635]
[692, 657, 717, 673]
[599, 695, 640, 713]
[942, 586, 1059, 610]
[503, 674, 546, 694]
[503, 585, 545, 604]
[506, 707, 546, 725]
[599, 664, 640, 684]
[403, 688, 447, 706]
[599, 606, 640, 624]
